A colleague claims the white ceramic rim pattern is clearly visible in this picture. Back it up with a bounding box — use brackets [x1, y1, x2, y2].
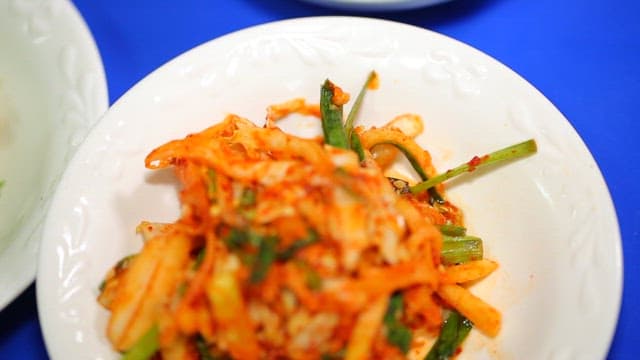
[37, 17, 621, 359]
[298, 0, 453, 11]
[0, 0, 108, 310]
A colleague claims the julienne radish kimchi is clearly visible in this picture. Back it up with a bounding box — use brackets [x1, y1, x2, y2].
[97, 72, 536, 360]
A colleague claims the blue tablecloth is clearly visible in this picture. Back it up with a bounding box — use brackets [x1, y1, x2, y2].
[1, 0, 638, 358]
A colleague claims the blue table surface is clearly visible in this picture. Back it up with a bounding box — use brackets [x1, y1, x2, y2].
[2, 0, 639, 358]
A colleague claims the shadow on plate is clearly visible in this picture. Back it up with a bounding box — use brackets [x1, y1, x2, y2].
[240, 0, 506, 29]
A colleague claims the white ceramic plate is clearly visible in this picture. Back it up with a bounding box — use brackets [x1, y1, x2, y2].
[37, 17, 621, 359]
[0, 0, 108, 309]
[298, 0, 452, 11]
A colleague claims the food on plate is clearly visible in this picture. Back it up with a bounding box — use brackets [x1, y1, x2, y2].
[98, 72, 536, 360]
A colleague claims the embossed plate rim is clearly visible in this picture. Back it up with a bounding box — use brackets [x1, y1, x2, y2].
[37, 16, 621, 359]
[0, 0, 108, 310]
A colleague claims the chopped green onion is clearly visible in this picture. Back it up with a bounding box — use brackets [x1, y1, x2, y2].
[305, 265, 323, 291]
[177, 282, 188, 297]
[206, 169, 217, 200]
[350, 131, 366, 162]
[121, 325, 159, 360]
[411, 139, 537, 194]
[248, 231, 266, 247]
[195, 335, 217, 360]
[424, 311, 473, 360]
[441, 238, 483, 265]
[293, 260, 323, 291]
[239, 188, 256, 207]
[442, 234, 482, 243]
[321, 349, 346, 360]
[193, 247, 206, 269]
[345, 70, 376, 138]
[249, 235, 278, 283]
[277, 230, 318, 261]
[385, 293, 404, 321]
[438, 224, 467, 237]
[222, 228, 249, 250]
[384, 293, 412, 354]
[320, 79, 349, 149]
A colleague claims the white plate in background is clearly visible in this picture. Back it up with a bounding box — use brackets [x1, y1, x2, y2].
[298, 0, 453, 11]
[0, 0, 108, 309]
[37, 17, 621, 359]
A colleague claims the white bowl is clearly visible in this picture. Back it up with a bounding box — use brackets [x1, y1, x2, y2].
[0, 0, 108, 309]
[37, 17, 620, 359]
